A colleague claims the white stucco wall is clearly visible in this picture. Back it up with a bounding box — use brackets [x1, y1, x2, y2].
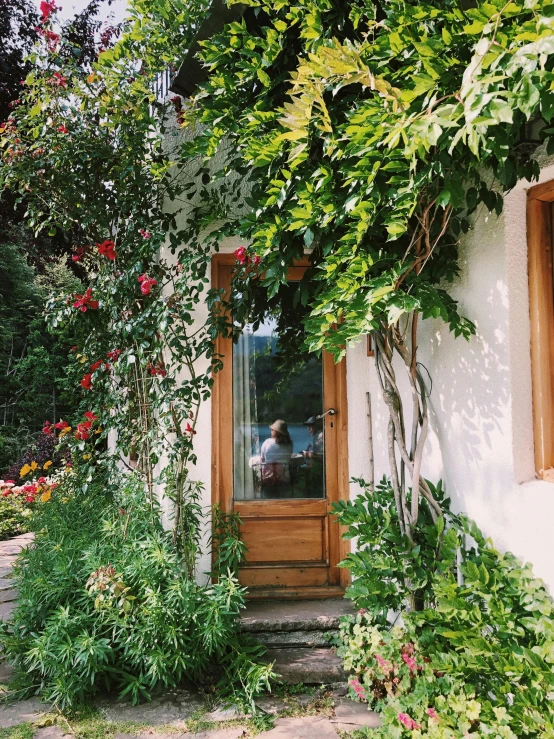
[347, 156, 554, 594]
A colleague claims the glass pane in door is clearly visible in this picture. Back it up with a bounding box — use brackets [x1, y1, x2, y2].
[233, 318, 325, 500]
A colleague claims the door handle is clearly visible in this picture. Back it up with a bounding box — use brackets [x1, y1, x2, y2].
[316, 408, 336, 420]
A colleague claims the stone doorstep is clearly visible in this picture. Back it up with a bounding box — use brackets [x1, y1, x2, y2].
[265, 647, 347, 684]
[253, 629, 337, 648]
[240, 600, 354, 634]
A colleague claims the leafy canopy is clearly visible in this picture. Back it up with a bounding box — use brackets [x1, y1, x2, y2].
[183, 0, 554, 357]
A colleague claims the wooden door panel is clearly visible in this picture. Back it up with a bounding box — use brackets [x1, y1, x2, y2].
[239, 564, 328, 588]
[240, 517, 327, 563]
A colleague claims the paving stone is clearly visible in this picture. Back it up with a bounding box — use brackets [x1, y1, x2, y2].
[0, 661, 14, 683]
[204, 705, 245, 721]
[0, 578, 14, 590]
[34, 727, 73, 738]
[265, 648, 346, 684]
[330, 700, 381, 730]
[240, 600, 354, 634]
[98, 688, 205, 726]
[0, 588, 18, 603]
[0, 697, 50, 728]
[195, 729, 248, 739]
[257, 716, 340, 738]
[0, 601, 15, 621]
[254, 695, 288, 714]
[114, 734, 187, 738]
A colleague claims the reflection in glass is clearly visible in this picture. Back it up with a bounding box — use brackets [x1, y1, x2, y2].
[233, 319, 324, 500]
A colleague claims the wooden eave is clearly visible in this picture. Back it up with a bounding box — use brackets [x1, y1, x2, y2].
[170, 0, 248, 97]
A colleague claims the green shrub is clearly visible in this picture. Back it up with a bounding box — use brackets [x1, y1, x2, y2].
[0, 496, 30, 540]
[0, 468, 272, 709]
[335, 479, 554, 737]
[334, 476, 453, 623]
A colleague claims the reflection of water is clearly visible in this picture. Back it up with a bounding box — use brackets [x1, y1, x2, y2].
[253, 423, 313, 455]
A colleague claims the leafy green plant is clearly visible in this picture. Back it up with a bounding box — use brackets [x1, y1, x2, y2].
[0, 496, 31, 540]
[337, 480, 554, 737]
[334, 477, 454, 620]
[0, 467, 272, 709]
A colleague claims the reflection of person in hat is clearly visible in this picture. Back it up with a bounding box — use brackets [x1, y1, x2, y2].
[260, 419, 293, 464]
[303, 415, 324, 459]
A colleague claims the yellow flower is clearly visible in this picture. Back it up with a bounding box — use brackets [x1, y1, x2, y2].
[82, 454, 91, 460]
[41, 489, 52, 503]
[59, 426, 72, 437]
[30, 461, 38, 471]
[20, 464, 31, 477]
[43, 460, 53, 470]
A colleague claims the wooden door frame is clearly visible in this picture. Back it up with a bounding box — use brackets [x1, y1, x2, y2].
[211, 253, 350, 597]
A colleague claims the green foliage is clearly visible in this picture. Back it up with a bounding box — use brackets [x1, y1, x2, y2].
[180, 0, 554, 361]
[0, 496, 31, 540]
[0, 248, 81, 473]
[337, 481, 554, 737]
[0, 467, 272, 709]
[334, 477, 453, 623]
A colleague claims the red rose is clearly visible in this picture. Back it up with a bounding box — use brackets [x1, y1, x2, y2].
[97, 239, 116, 260]
[81, 373, 92, 390]
[234, 246, 250, 266]
[57, 124, 68, 134]
[138, 274, 157, 295]
[90, 360, 103, 372]
[72, 247, 85, 262]
[73, 288, 99, 312]
[106, 349, 121, 361]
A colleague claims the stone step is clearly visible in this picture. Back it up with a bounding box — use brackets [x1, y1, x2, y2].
[254, 629, 338, 648]
[240, 599, 354, 634]
[265, 647, 347, 684]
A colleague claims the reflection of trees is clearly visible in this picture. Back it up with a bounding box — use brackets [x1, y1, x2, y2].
[251, 337, 322, 424]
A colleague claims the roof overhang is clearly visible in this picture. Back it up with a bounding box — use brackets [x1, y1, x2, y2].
[170, 0, 248, 97]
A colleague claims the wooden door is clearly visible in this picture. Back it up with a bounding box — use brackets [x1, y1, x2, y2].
[212, 254, 350, 598]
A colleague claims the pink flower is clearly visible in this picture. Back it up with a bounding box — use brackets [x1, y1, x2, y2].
[253, 255, 261, 267]
[398, 713, 421, 731]
[402, 653, 418, 672]
[40, 0, 56, 22]
[138, 274, 157, 295]
[51, 71, 67, 87]
[139, 228, 151, 239]
[348, 678, 366, 700]
[427, 707, 439, 722]
[42, 420, 53, 434]
[72, 247, 85, 262]
[375, 654, 393, 672]
[234, 246, 250, 266]
[97, 239, 116, 260]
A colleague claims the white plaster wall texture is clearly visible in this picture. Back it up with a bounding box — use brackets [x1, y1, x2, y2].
[347, 156, 554, 594]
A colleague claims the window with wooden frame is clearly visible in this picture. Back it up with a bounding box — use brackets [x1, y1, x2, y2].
[527, 180, 554, 479]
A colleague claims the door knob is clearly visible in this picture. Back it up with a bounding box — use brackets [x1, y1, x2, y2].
[316, 408, 336, 419]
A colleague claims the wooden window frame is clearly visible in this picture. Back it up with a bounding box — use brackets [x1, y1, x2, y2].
[527, 180, 554, 478]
